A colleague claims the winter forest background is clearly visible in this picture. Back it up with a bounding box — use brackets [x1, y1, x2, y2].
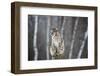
[28, 15, 88, 61]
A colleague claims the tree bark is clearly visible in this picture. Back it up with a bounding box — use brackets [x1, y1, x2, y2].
[61, 17, 66, 39]
[69, 18, 79, 59]
[46, 16, 51, 60]
[33, 16, 38, 60]
[77, 29, 88, 58]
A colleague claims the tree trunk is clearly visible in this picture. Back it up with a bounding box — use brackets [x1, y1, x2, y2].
[77, 29, 88, 58]
[69, 18, 79, 59]
[61, 17, 66, 39]
[33, 16, 38, 60]
[46, 16, 51, 60]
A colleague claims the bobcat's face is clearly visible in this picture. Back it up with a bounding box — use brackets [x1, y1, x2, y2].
[50, 28, 58, 36]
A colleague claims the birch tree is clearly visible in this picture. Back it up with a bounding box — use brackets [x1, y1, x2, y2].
[33, 16, 38, 60]
[61, 17, 66, 39]
[46, 16, 51, 60]
[69, 18, 79, 59]
[77, 29, 88, 58]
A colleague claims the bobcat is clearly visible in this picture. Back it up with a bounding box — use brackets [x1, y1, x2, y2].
[50, 28, 64, 59]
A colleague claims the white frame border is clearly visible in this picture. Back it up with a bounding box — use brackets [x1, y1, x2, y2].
[20, 6, 95, 70]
